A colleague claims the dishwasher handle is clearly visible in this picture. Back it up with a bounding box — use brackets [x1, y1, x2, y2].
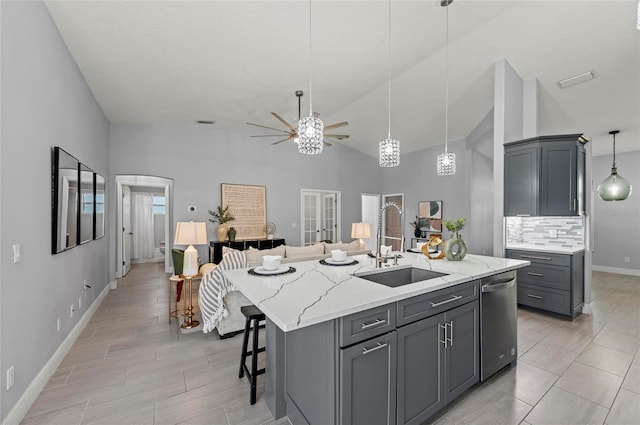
[481, 278, 516, 293]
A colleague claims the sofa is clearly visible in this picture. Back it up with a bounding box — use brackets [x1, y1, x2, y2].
[200, 240, 369, 338]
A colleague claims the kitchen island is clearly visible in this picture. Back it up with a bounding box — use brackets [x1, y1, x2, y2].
[224, 253, 529, 425]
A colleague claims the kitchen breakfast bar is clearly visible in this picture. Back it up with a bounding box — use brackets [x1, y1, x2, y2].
[224, 253, 529, 425]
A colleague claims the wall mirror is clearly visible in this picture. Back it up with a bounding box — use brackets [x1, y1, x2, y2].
[52, 147, 79, 253]
[79, 163, 94, 244]
[418, 200, 443, 234]
[94, 173, 105, 239]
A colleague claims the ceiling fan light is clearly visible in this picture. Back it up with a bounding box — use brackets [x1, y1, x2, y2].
[297, 115, 323, 154]
[437, 151, 456, 176]
[379, 138, 400, 167]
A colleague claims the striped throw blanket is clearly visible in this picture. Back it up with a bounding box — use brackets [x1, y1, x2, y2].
[199, 250, 247, 333]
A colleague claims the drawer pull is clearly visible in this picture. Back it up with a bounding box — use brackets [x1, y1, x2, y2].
[527, 272, 544, 277]
[361, 318, 387, 330]
[520, 255, 552, 261]
[430, 295, 463, 308]
[527, 294, 543, 300]
[362, 342, 388, 355]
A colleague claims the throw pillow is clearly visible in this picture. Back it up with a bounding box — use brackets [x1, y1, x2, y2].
[245, 245, 286, 267]
[285, 243, 325, 258]
[325, 240, 360, 253]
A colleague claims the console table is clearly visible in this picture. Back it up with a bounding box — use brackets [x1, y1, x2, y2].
[209, 238, 285, 264]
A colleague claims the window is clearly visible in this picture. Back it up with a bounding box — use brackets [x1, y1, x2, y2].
[82, 193, 94, 214]
[153, 196, 166, 215]
[95, 193, 105, 214]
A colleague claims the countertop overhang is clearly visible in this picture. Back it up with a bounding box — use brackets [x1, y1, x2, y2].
[223, 253, 529, 332]
[505, 244, 585, 255]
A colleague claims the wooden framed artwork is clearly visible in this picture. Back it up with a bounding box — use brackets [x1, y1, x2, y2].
[221, 183, 267, 240]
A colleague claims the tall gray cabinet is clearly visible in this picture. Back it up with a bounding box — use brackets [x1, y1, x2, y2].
[504, 134, 587, 216]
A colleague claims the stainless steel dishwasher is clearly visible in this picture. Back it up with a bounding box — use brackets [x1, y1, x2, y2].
[480, 270, 518, 381]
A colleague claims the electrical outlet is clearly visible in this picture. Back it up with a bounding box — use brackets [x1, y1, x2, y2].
[624, 257, 631, 263]
[70, 304, 75, 318]
[12, 244, 21, 263]
[78, 296, 82, 309]
[57, 317, 62, 332]
[6, 366, 14, 390]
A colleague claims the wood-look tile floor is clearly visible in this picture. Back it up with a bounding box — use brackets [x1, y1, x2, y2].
[22, 265, 640, 425]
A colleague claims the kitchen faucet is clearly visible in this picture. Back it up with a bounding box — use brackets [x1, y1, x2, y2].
[376, 201, 405, 268]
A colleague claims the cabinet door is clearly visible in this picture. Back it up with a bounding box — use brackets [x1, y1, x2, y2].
[397, 314, 445, 425]
[540, 143, 577, 216]
[444, 301, 479, 402]
[340, 331, 397, 425]
[504, 146, 538, 216]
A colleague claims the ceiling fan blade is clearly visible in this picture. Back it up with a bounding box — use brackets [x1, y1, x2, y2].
[271, 112, 296, 131]
[323, 141, 333, 147]
[324, 134, 350, 140]
[272, 137, 292, 145]
[324, 121, 349, 130]
[246, 122, 289, 134]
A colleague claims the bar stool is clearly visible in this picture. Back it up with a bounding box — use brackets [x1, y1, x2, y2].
[238, 305, 266, 405]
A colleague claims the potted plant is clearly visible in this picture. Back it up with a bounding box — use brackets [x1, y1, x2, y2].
[443, 217, 467, 261]
[208, 205, 235, 241]
[410, 216, 421, 237]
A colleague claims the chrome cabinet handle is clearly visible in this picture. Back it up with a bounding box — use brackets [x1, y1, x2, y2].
[527, 272, 544, 277]
[446, 321, 454, 346]
[439, 324, 448, 348]
[362, 342, 388, 355]
[361, 318, 387, 330]
[520, 255, 552, 261]
[527, 294, 543, 300]
[516, 214, 531, 217]
[430, 295, 463, 308]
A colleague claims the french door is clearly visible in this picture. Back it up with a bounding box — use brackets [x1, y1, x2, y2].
[301, 190, 341, 245]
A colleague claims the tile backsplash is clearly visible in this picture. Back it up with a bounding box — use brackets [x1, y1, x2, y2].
[505, 216, 585, 249]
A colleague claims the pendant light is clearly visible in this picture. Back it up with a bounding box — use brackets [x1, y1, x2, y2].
[597, 130, 632, 201]
[297, 0, 324, 155]
[436, 0, 456, 176]
[379, 0, 400, 167]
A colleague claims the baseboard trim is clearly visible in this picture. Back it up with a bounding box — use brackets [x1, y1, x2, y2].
[110, 280, 117, 290]
[1, 284, 110, 425]
[591, 265, 640, 277]
[582, 302, 593, 315]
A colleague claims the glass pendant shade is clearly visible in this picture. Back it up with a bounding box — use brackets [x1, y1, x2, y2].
[437, 151, 456, 175]
[379, 138, 400, 167]
[297, 115, 323, 155]
[597, 167, 632, 201]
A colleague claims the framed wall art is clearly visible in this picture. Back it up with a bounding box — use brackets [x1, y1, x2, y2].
[418, 200, 443, 232]
[221, 183, 267, 240]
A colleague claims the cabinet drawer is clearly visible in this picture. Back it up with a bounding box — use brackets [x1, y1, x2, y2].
[517, 283, 570, 315]
[339, 303, 396, 347]
[506, 250, 570, 267]
[397, 280, 479, 327]
[517, 264, 571, 291]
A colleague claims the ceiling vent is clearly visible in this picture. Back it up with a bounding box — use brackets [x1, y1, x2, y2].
[557, 71, 595, 89]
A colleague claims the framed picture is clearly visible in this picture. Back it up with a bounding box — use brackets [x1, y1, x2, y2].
[79, 163, 94, 245]
[418, 200, 443, 232]
[221, 183, 267, 240]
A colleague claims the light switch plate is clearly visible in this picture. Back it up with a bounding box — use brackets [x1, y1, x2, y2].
[12, 244, 21, 263]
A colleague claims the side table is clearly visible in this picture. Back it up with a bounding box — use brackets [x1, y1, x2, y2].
[169, 273, 202, 329]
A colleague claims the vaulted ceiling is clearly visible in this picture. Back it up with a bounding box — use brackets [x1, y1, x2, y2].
[45, 1, 639, 157]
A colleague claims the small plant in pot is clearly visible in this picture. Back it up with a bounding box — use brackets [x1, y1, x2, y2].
[410, 216, 421, 237]
[443, 217, 467, 261]
[208, 205, 235, 241]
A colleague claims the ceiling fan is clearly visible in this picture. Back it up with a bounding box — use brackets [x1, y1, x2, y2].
[247, 90, 349, 146]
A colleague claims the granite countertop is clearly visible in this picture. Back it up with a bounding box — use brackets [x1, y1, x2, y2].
[505, 244, 585, 255]
[223, 253, 529, 332]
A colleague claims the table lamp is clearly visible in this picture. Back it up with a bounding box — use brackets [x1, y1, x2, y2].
[174, 221, 207, 277]
[351, 222, 371, 250]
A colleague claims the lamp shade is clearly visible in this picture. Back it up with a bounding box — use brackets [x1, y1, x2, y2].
[174, 222, 207, 277]
[351, 222, 371, 239]
[174, 222, 207, 246]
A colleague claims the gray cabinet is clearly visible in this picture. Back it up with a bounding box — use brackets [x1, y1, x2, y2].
[396, 286, 479, 425]
[507, 249, 584, 318]
[504, 134, 586, 216]
[340, 331, 397, 425]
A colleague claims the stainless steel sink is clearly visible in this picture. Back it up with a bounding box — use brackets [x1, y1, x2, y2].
[356, 267, 448, 288]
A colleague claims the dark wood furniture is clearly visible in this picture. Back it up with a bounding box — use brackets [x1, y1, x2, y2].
[239, 305, 266, 405]
[209, 238, 285, 264]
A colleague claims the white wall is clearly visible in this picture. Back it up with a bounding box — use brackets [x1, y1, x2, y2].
[107, 123, 381, 276]
[0, 1, 110, 421]
[592, 151, 640, 274]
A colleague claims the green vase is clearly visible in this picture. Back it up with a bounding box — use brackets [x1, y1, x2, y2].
[227, 227, 237, 242]
[444, 231, 467, 261]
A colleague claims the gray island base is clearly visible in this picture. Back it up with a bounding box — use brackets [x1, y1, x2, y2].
[224, 254, 529, 425]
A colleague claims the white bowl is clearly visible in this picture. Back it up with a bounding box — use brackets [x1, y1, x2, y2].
[416, 242, 427, 251]
[262, 255, 282, 270]
[331, 249, 347, 262]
